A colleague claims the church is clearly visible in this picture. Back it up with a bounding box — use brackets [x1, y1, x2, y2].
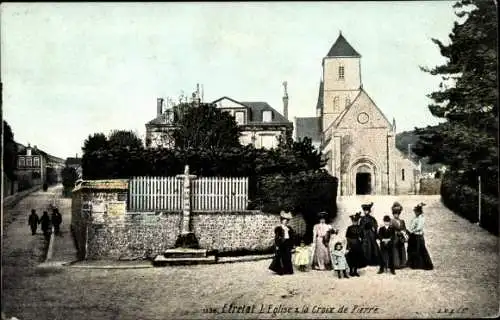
[295, 33, 420, 196]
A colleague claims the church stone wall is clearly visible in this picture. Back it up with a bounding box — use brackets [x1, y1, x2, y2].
[72, 181, 306, 260]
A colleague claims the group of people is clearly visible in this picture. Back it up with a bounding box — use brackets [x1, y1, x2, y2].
[269, 201, 433, 277]
[28, 207, 63, 238]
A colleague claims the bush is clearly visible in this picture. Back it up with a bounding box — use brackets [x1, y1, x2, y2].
[256, 170, 338, 244]
[441, 171, 498, 235]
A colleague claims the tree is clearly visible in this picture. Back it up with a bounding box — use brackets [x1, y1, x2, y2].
[2, 121, 17, 181]
[82, 133, 108, 155]
[62, 166, 78, 190]
[172, 102, 241, 150]
[414, 0, 498, 194]
[108, 130, 143, 150]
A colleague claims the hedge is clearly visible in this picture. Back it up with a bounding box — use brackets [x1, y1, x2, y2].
[441, 171, 498, 235]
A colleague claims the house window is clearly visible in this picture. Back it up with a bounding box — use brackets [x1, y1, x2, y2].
[345, 97, 351, 107]
[338, 65, 345, 80]
[401, 169, 405, 181]
[234, 111, 245, 125]
[333, 97, 340, 111]
[260, 135, 276, 149]
[33, 157, 40, 167]
[18, 157, 25, 167]
[262, 111, 272, 123]
[26, 157, 32, 167]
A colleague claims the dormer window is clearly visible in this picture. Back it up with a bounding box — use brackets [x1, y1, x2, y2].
[262, 110, 272, 123]
[234, 111, 245, 125]
[338, 65, 345, 80]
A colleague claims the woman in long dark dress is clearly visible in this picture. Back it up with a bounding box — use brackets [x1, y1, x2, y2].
[345, 212, 367, 276]
[359, 202, 381, 266]
[390, 202, 408, 269]
[407, 203, 433, 270]
[269, 211, 295, 275]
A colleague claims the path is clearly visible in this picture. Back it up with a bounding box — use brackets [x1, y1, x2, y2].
[1, 194, 497, 319]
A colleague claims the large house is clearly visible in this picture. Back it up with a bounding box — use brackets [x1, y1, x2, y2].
[295, 32, 420, 195]
[145, 86, 293, 149]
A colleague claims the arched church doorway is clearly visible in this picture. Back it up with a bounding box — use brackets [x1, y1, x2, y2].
[356, 165, 372, 195]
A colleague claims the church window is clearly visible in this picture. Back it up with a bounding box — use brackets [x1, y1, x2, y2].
[338, 65, 345, 80]
[401, 169, 405, 181]
[333, 97, 340, 110]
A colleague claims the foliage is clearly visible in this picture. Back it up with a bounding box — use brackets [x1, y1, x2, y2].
[172, 103, 241, 150]
[108, 130, 143, 150]
[46, 167, 58, 185]
[82, 133, 108, 155]
[62, 166, 79, 190]
[441, 170, 498, 236]
[395, 130, 442, 172]
[414, 0, 498, 199]
[255, 170, 338, 244]
[3, 121, 17, 180]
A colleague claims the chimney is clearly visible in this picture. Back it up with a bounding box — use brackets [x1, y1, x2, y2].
[26, 143, 32, 156]
[282, 81, 289, 120]
[157, 98, 164, 116]
[392, 117, 396, 133]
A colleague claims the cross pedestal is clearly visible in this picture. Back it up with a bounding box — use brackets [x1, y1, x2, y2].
[176, 165, 197, 235]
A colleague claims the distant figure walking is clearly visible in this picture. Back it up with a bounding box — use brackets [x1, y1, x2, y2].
[359, 202, 381, 266]
[28, 209, 39, 235]
[269, 211, 295, 275]
[51, 208, 62, 236]
[407, 203, 434, 270]
[40, 211, 51, 239]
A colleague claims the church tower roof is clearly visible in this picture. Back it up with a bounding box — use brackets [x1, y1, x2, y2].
[326, 32, 361, 58]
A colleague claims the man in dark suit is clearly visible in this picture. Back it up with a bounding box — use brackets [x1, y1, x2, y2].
[378, 215, 396, 274]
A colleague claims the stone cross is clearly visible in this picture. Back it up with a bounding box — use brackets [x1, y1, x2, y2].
[176, 165, 197, 234]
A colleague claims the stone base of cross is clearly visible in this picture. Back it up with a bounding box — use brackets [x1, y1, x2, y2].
[175, 165, 197, 235]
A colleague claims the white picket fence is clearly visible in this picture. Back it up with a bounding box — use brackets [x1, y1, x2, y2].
[128, 176, 248, 212]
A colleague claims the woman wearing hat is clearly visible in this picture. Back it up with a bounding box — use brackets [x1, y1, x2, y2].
[311, 212, 337, 271]
[269, 211, 295, 275]
[390, 202, 408, 269]
[345, 212, 367, 276]
[359, 202, 381, 266]
[406, 203, 433, 270]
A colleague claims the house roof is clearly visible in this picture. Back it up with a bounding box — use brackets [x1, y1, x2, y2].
[326, 33, 361, 58]
[295, 117, 321, 142]
[316, 80, 324, 111]
[66, 157, 82, 166]
[240, 101, 290, 125]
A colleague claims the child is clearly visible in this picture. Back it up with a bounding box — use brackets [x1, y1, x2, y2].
[378, 215, 396, 274]
[332, 242, 349, 278]
[293, 241, 310, 272]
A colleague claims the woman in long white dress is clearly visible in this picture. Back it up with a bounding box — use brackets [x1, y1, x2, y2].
[311, 212, 337, 270]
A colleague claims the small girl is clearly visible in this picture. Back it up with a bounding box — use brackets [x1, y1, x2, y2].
[293, 241, 310, 271]
[332, 242, 349, 278]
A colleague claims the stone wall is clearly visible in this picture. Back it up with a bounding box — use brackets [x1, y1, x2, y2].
[419, 178, 442, 195]
[72, 180, 307, 260]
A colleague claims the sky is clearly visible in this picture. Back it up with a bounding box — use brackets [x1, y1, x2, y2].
[1, 2, 459, 159]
